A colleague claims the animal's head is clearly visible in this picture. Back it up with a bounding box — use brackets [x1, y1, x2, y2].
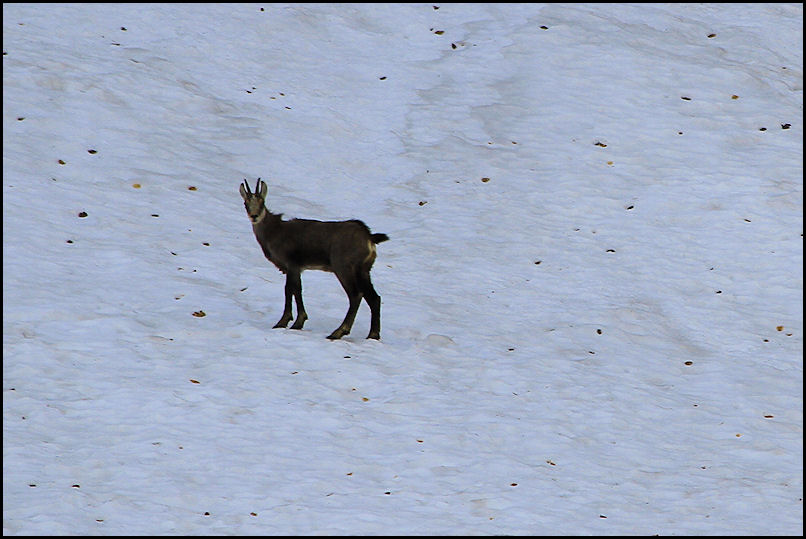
[239, 177, 268, 224]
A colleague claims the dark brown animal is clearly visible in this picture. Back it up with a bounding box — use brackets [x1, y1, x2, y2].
[240, 178, 388, 339]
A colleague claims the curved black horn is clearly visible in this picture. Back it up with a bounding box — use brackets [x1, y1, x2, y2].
[242, 179, 252, 195]
[254, 177, 262, 193]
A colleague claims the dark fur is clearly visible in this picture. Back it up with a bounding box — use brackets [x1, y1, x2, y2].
[240, 178, 388, 339]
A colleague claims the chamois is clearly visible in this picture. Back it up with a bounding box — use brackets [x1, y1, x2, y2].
[239, 178, 389, 340]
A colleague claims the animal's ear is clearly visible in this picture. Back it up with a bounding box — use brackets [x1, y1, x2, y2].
[257, 177, 267, 200]
[239, 182, 250, 201]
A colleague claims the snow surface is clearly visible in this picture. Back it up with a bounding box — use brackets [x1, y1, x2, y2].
[3, 3, 803, 535]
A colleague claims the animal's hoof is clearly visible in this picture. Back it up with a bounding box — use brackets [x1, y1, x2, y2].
[327, 328, 348, 340]
[367, 332, 380, 340]
[290, 315, 308, 330]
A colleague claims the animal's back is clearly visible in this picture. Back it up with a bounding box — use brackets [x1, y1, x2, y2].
[279, 218, 379, 270]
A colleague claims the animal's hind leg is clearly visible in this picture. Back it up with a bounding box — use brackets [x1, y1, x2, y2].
[327, 270, 363, 340]
[357, 271, 381, 339]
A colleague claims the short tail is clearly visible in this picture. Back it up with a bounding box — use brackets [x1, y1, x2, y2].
[371, 233, 389, 244]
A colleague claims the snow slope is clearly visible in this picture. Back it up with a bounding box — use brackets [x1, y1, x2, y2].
[3, 3, 802, 535]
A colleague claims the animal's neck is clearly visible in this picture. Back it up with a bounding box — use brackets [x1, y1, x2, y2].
[253, 209, 282, 237]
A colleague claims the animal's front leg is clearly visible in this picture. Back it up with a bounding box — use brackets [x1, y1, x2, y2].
[273, 274, 295, 328]
[288, 270, 308, 330]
